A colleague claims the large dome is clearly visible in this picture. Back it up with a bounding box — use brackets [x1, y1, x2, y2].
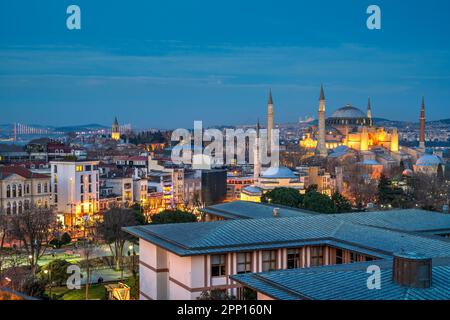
[416, 154, 443, 167]
[331, 104, 367, 119]
[261, 166, 297, 179]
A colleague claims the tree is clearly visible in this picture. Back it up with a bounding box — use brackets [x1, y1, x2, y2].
[301, 189, 336, 213]
[151, 210, 197, 224]
[96, 207, 138, 271]
[331, 192, 352, 213]
[261, 187, 303, 208]
[39, 259, 72, 287]
[9, 208, 59, 274]
[377, 174, 410, 209]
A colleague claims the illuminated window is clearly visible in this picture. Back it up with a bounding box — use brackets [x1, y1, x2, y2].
[76, 165, 83, 172]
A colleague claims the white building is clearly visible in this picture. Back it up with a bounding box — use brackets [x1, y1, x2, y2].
[50, 160, 100, 227]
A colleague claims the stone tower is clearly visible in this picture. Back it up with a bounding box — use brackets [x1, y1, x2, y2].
[267, 89, 274, 151]
[317, 85, 327, 157]
[419, 97, 426, 152]
[111, 116, 120, 141]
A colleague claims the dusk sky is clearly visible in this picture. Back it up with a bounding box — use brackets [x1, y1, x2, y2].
[1, 0, 450, 129]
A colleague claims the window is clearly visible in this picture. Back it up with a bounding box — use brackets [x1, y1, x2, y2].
[6, 203, 11, 215]
[349, 252, 361, 263]
[88, 175, 92, 183]
[335, 248, 343, 265]
[237, 252, 252, 274]
[85, 165, 92, 171]
[18, 201, 23, 214]
[6, 185, 11, 198]
[18, 185, 22, 197]
[24, 200, 30, 210]
[12, 185, 17, 198]
[54, 165, 57, 173]
[80, 185, 84, 194]
[54, 184, 58, 193]
[310, 246, 324, 267]
[81, 195, 84, 203]
[26, 184, 30, 194]
[88, 184, 92, 193]
[38, 183, 42, 194]
[287, 249, 301, 269]
[211, 255, 226, 277]
[44, 183, 48, 193]
[12, 202, 17, 214]
[76, 165, 83, 172]
[80, 175, 84, 184]
[54, 194, 58, 204]
[262, 250, 277, 272]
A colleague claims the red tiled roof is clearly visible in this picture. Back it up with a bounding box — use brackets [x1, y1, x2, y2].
[0, 166, 49, 179]
[128, 156, 147, 161]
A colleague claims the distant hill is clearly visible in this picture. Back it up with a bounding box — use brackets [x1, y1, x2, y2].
[53, 124, 109, 132]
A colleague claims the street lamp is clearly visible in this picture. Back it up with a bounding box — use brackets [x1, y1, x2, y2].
[44, 269, 52, 298]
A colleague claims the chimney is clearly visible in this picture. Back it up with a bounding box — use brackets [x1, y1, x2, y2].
[273, 208, 280, 217]
[392, 252, 432, 289]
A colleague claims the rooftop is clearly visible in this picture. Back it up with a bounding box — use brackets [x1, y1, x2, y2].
[202, 200, 315, 220]
[124, 210, 450, 258]
[231, 258, 450, 300]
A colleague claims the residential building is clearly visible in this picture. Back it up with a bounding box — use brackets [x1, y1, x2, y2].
[50, 160, 100, 227]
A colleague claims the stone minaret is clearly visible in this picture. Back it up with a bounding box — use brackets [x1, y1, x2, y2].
[367, 97, 373, 126]
[253, 120, 261, 180]
[419, 96, 426, 151]
[267, 89, 274, 150]
[317, 85, 327, 157]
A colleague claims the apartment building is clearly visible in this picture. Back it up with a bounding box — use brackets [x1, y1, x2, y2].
[50, 160, 100, 227]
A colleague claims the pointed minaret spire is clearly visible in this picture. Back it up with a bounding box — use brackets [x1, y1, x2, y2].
[317, 85, 327, 157]
[268, 89, 273, 105]
[367, 97, 373, 126]
[319, 84, 325, 101]
[419, 96, 426, 151]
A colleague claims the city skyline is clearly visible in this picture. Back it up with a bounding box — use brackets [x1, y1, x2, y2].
[1, 0, 450, 127]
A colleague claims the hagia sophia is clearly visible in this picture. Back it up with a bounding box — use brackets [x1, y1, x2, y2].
[240, 86, 445, 202]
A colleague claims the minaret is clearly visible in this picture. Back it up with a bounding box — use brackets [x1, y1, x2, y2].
[267, 89, 274, 150]
[419, 96, 426, 152]
[367, 97, 373, 126]
[317, 85, 327, 157]
[254, 120, 261, 180]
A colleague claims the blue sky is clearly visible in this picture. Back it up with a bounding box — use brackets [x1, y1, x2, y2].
[1, 0, 449, 128]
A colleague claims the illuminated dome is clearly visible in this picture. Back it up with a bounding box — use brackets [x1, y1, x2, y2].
[327, 104, 370, 128]
[416, 154, 443, 167]
[331, 105, 367, 119]
[261, 167, 297, 179]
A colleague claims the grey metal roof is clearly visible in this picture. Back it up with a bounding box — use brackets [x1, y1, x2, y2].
[124, 213, 450, 258]
[231, 258, 450, 300]
[201, 200, 315, 220]
[334, 209, 450, 233]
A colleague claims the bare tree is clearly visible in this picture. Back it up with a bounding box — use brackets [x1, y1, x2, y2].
[8, 208, 59, 274]
[96, 207, 137, 271]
